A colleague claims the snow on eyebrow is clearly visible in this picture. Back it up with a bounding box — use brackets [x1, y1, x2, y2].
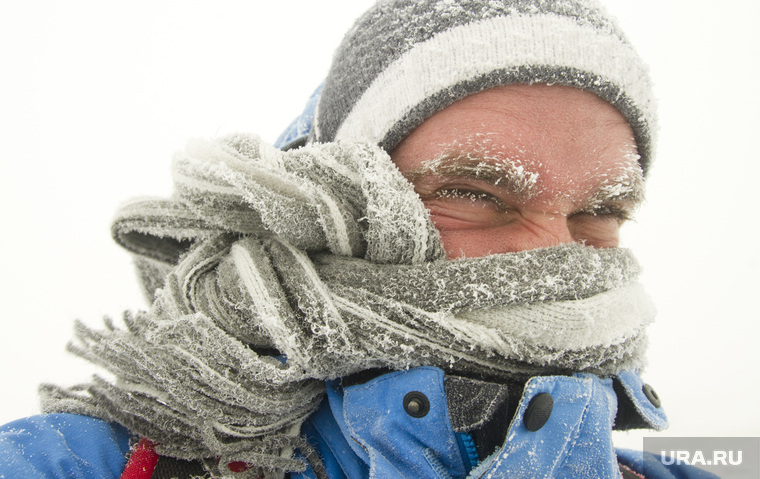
[583, 151, 646, 210]
[402, 150, 540, 199]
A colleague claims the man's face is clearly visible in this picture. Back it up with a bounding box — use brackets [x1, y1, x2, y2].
[391, 84, 643, 259]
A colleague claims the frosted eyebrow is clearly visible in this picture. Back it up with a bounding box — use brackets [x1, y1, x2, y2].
[583, 161, 646, 210]
[402, 153, 540, 199]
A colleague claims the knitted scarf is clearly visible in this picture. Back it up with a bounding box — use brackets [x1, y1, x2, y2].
[41, 134, 654, 478]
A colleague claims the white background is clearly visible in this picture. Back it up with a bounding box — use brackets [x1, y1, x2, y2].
[1, 0, 759, 452]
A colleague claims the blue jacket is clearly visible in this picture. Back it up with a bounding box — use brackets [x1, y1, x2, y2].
[0, 367, 719, 478]
[290, 367, 700, 479]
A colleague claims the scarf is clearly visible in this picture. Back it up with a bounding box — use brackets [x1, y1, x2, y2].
[41, 134, 654, 478]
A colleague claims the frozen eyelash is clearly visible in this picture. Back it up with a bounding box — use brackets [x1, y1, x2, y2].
[436, 188, 488, 200]
[434, 188, 508, 209]
[577, 204, 635, 222]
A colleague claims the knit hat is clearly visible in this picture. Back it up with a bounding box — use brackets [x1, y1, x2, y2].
[311, 0, 656, 173]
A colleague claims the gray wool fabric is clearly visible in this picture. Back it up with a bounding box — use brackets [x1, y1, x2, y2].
[313, 0, 656, 172]
[42, 135, 655, 478]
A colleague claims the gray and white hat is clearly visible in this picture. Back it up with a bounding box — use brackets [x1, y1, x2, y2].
[311, 0, 656, 172]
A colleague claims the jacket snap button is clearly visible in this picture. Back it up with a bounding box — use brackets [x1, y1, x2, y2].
[403, 391, 430, 418]
[524, 392, 553, 432]
[642, 384, 661, 408]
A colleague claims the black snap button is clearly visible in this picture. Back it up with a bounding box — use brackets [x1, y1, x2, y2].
[642, 384, 661, 408]
[403, 391, 430, 418]
[524, 392, 553, 432]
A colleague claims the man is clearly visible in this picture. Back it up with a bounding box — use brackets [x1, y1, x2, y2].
[0, 0, 715, 478]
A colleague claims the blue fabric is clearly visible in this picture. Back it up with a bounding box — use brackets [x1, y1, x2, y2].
[274, 85, 321, 149]
[341, 367, 470, 478]
[0, 373, 711, 479]
[294, 367, 716, 479]
[299, 368, 629, 478]
[467, 373, 621, 478]
[0, 413, 131, 479]
[299, 397, 366, 479]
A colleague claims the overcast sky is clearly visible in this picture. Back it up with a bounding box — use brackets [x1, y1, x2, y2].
[1, 0, 758, 450]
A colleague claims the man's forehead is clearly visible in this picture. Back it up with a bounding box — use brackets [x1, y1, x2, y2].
[393, 85, 637, 157]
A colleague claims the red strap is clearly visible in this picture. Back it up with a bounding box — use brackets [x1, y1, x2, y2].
[227, 461, 249, 473]
[119, 438, 263, 479]
[619, 462, 647, 479]
[224, 460, 263, 477]
[120, 438, 160, 479]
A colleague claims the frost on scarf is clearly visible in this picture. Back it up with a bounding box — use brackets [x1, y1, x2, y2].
[41, 134, 654, 478]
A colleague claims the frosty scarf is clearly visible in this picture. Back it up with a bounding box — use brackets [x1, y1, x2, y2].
[41, 135, 654, 478]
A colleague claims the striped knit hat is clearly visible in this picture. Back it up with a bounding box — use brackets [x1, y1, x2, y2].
[311, 0, 656, 172]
